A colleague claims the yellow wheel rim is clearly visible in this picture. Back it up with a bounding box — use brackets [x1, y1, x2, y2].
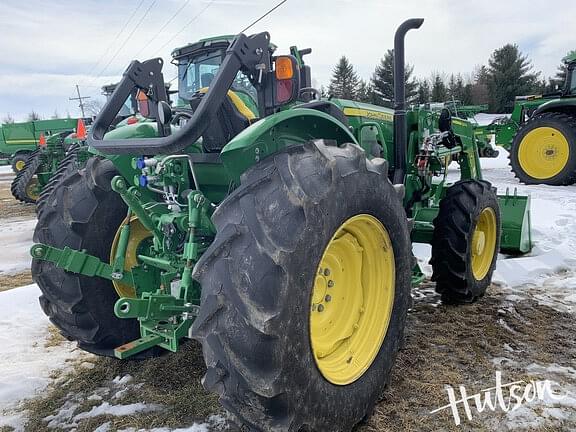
[310, 214, 395, 386]
[518, 127, 570, 179]
[471, 208, 497, 281]
[15, 160, 26, 172]
[26, 179, 40, 201]
[110, 217, 152, 298]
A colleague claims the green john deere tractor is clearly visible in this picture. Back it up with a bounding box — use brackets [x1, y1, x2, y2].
[11, 85, 145, 206]
[477, 52, 576, 185]
[10, 123, 87, 205]
[31, 20, 532, 430]
[0, 117, 79, 173]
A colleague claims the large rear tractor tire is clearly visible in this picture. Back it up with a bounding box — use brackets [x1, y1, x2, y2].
[509, 112, 576, 185]
[11, 153, 30, 173]
[32, 157, 158, 358]
[36, 143, 80, 219]
[193, 141, 412, 431]
[10, 149, 43, 203]
[431, 180, 501, 304]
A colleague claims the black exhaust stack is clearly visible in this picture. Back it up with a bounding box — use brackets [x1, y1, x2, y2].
[392, 18, 424, 185]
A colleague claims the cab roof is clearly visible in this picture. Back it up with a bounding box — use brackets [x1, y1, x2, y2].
[171, 35, 235, 61]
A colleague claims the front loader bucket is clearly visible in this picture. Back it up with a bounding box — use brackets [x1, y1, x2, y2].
[498, 188, 532, 255]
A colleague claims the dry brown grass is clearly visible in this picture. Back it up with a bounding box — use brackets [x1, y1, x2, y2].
[0, 271, 33, 292]
[22, 341, 223, 432]
[11, 281, 576, 431]
[44, 325, 67, 348]
[0, 182, 36, 220]
[357, 282, 576, 432]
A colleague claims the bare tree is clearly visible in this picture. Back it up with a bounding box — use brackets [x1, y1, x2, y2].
[83, 100, 104, 117]
[2, 113, 15, 124]
[27, 111, 42, 121]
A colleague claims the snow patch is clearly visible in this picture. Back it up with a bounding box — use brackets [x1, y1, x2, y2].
[0, 284, 80, 431]
[73, 401, 162, 421]
[0, 218, 36, 275]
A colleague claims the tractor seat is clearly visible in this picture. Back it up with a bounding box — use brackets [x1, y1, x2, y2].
[297, 100, 349, 127]
[190, 89, 257, 153]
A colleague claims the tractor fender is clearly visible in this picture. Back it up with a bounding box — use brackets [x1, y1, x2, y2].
[533, 98, 576, 117]
[220, 108, 358, 183]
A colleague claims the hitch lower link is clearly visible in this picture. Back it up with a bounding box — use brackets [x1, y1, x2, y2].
[30, 177, 214, 358]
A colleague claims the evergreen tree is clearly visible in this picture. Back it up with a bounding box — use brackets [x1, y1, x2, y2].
[447, 74, 466, 103]
[370, 49, 417, 107]
[356, 79, 373, 103]
[328, 56, 360, 100]
[486, 44, 540, 112]
[461, 84, 474, 105]
[430, 73, 448, 102]
[549, 51, 576, 91]
[470, 65, 490, 105]
[416, 79, 431, 104]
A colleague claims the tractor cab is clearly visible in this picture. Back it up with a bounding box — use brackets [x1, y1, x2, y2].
[172, 36, 259, 119]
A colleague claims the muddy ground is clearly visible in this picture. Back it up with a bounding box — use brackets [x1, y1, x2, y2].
[0, 179, 574, 431]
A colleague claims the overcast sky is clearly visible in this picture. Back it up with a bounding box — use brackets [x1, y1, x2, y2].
[0, 0, 573, 121]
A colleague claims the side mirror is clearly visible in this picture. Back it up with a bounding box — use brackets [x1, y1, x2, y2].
[157, 101, 173, 125]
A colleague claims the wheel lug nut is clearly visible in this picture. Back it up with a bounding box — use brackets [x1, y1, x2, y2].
[327, 280, 334, 287]
[324, 269, 331, 276]
[317, 304, 325, 312]
[325, 295, 332, 302]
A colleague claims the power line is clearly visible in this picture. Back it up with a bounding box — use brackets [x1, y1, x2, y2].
[241, 0, 289, 33]
[90, 0, 159, 84]
[83, 0, 147, 82]
[134, 0, 194, 58]
[155, 0, 216, 56]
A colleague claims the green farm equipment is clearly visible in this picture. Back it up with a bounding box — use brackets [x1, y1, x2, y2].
[31, 20, 532, 430]
[10, 122, 87, 205]
[477, 52, 576, 185]
[0, 117, 79, 173]
[11, 84, 146, 206]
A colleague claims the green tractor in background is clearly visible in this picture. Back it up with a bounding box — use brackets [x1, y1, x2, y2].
[477, 52, 576, 185]
[31, 20, 532, 430]
[10, 120, 88, 205]
[0, 117, 79, 173]
[10, 84, 145, 206]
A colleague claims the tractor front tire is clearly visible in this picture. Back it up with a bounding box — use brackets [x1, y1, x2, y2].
[11, 153, 30, 173]
[10, 149, 42, 203]
[431, 179, 501, 304]
[509, 112, 576, 185]
[32, 157, 153, 358]
[193, 141, 412, 431]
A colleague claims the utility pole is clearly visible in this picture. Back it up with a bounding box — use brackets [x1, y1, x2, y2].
[69, 85, 90, 118]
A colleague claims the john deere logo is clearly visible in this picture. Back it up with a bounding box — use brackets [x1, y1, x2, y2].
[343, 108, 394, 122]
